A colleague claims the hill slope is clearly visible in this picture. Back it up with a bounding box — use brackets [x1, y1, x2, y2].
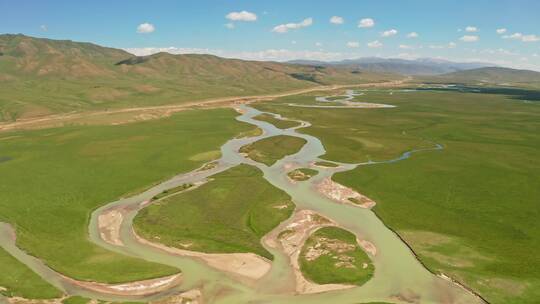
[430, 67, 540, 87]
[289, 57, 495, 75]
[0, 34, 397, 122]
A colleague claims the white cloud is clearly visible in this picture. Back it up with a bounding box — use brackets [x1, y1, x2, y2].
[315, 42, 323, 47]
[460, 35, 479, 42]
[358, 18, 375, 28]
[481, 48, 518, 56]
[347, 41, 360, 48]
[399, 44, 413, 49]
[465, 26, 478, 32]
[503, 32, 523, 39]
[272, 18, 313, 33]
[124, 47, 351, 62]
[367, 40, 383, 48]
[381, 29, 398, 37]
[330, 16, 344, 25]
[522, 34, 540, 42]
[503, 32, 540, 42]
[224, 23, 235, 29]
[40, 25, 47, 32]
[291, 40, 297, 44]
[407, 32, 418, 38]
[122, 47, 540, 70]
[226, 11, 257, 22]
[496, 28, 507, 34]
[429, 42, 456, 49]
[137, 23, 155, 34]
[510, 33, 524, 40]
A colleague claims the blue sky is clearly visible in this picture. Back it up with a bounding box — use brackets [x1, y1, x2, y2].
[2, 0, 540, 70]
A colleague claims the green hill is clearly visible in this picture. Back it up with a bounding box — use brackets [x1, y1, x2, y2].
[425, 67, 540, 87]
[0, 34, 396, 122]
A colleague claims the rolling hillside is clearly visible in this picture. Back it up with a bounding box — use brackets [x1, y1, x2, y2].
[429, 67, 540, 87]
[290, 57, 495, 75]
[0, 34, 396, 121]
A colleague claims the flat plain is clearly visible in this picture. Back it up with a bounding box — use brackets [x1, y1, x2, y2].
[0, 108, 251, 286]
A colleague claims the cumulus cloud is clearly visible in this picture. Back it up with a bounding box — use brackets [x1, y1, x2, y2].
[496, 28, 507, 34]
[480, 48, 518, 56]
[315, 42, 323, 47]
[367, 40, 383, 48]
[429, 42, 456, 49]
[124, 47, 350, 62]
[465, 26, 478, 32]
[503, 32, 523, 39]
[381, 29, 398, 37]
[358, 18, 375, 28]
[399, 44, 413, 49]
[226, 11, 257, 22]
[347, 41, 360, 48]
[40, 25, 47, 31]
[460, 35, 479, 42]
[137, 23, 155, 34]
[407, 32, 418, 38]
[522, 34, 540, 42]
[503, 32, 540, 42]
[272, 18, 313, 33]
[224, 23, 235, 29]
[330, 16, 344, 24]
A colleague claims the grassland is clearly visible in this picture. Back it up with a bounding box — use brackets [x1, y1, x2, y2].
[239, 135, 307, 166]
[314, 161, 339, 167]
[0, 108, 251, 288]
[299, 227, 374, 285]
[62, 296, 91, 304]
[134, 164, 294, 259]
[0, 247, 61, 298]
[255, 88, 540, 303]
[0, 34, 398, 122]
[152, 183, 194, 201]
[287, 168, 318, 181]
[253, 113, 300, 129]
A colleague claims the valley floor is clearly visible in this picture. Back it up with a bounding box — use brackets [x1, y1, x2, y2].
[1, 83, 539, 304]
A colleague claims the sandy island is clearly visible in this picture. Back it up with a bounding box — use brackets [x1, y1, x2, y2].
[315, 177, 376, 208]
[263, 209, 376, 294]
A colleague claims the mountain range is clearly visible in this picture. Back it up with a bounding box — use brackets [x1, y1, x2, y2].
[0, 34, 396, 121]
[1, 34, 539, 122]
[289, 57, 496, 75]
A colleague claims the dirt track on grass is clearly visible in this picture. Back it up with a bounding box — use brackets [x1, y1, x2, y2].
[0, 79, 409, 132]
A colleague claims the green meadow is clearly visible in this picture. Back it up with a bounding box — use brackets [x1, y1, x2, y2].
[239, 135, 307, 166]
[299, 227, 374, 285]
[0, 247, 61, 298]
[134, 164, 293, 259]
[255, 88, 540, 303]
[287, 168, 318, 181]
[0, 108, 251, 288]
[253, 113, 300, 129]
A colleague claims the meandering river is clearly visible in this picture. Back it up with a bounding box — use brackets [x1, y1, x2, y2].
[0, 91, 483, 304]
